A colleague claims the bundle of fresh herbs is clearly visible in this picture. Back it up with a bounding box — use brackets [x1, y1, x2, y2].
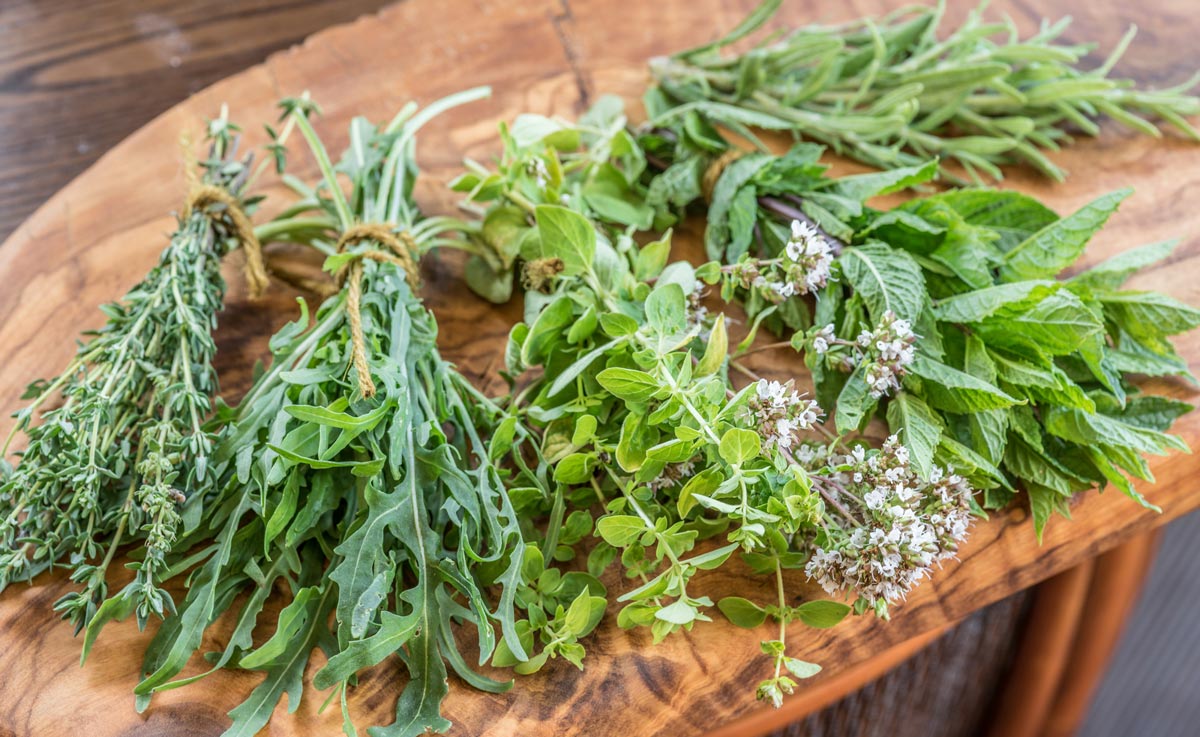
[104, 89, 556, 737]
[648, 0, 1200, 181]
[2, 2, 1199, 731]
[0, 113, 287, 634]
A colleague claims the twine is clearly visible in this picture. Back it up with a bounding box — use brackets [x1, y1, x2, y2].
[334, 223, 421, 398]
[180, 136, 269, 299]
[701, 148, 747, 204]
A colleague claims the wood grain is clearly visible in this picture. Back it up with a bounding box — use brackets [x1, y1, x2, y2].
[1, 1, 1199, 736]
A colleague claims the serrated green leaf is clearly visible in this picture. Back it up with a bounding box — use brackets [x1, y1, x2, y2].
[1071, 240, 1177, 291]
[885, 392, 943, 480]
[839, 243, 926, 322]
[999, 189, 1131, 281]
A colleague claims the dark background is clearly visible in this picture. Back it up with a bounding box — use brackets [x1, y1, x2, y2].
[0, 2, 1195, 736]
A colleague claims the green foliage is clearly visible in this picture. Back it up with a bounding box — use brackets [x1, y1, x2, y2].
[650, 1, 1200, 182]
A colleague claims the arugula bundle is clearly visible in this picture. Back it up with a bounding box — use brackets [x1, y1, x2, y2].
[648, 0, 1200, 181]
[94, 90, 551, 737]
[449, 111, 986, 707]
[0, 116, 274, 633]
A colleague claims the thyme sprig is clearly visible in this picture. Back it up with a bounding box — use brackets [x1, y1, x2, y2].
[649, 0, 1200, 181]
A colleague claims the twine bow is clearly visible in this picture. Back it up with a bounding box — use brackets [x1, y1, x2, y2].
[334, 223, 420, 399]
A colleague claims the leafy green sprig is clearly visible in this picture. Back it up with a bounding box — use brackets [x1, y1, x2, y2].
[689, 138, 1198, 536]
[648, 0, 1200, 182]
[632, 94, 1199, 539]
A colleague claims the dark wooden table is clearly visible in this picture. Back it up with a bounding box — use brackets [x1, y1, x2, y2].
[0, 3, 1186, 737]
[0, 0, 392, 242]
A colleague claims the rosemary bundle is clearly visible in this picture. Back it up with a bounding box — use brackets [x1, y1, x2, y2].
[648, 0, 1200, 181]
[0, 115, 269, 633]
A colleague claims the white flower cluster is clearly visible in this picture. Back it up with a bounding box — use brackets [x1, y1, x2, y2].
[528, 156, 550, 188]
[806, 312, 917, 398]
[811, 323, 835, 354]
[781, 220, 834, 294]
[804, 435, 974, 617]
[858, 311, 917, 398]
[727, 220, 833, 302]
[746, 379, 822, 452]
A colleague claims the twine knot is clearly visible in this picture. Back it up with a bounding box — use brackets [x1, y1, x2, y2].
[334, 223, 421, 399]
[180, 132, 269, 299]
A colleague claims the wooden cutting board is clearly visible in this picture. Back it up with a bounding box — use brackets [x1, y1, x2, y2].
[2, 1, 1199, 735]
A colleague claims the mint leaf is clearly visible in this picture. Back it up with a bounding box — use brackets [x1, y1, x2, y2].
[1109, 395, 1193, 432]
[926, 190, 1059, 253]
[1071, 240, 1177, 291]
[999, 189, 1131, 281]
[885, 392, 943, 480]
[1044, 406, 1189, 455]
[910, 357, 1020, 413]
[835, 363, 875, 434]
[976, 289, 1103, 356]
[839, 243, 926, 323]
[933, 281, 1056, 323]
[1101, 291, 1200, 338]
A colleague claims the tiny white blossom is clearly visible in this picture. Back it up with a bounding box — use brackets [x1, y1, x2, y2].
[804, 436, 975, 617]
[746, 379, 824, 452]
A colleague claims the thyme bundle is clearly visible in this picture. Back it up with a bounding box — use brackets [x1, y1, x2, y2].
[649, 0, 1200, 181]
[0, 115, 270, 633]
